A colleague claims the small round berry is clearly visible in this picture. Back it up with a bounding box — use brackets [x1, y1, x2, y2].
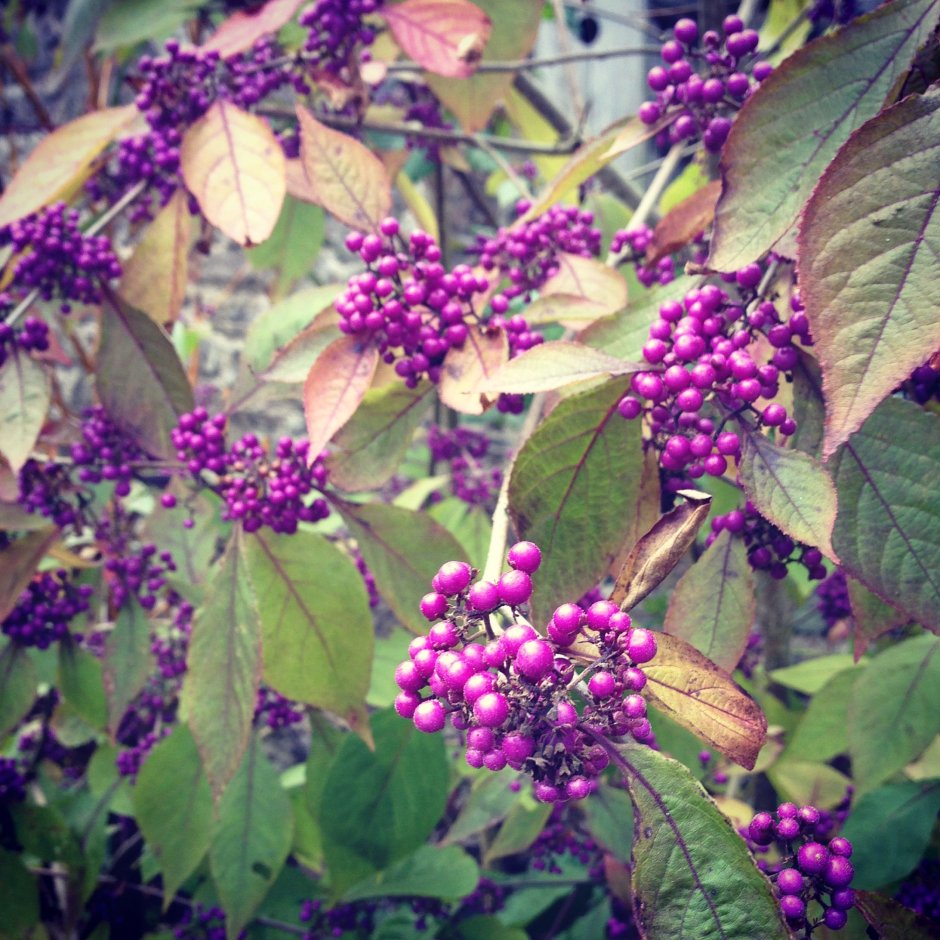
[762, 403, 787, 427]
[748, 812, 774, 845]
[462, 672, 495, 704]
[623, 694, 647, 719]
[777, 802, 799, 818]
[413, 699, 446, 733]
[508, 540, 542, 573]
[552, 603, 583, 634]
[467, 727, 494, 751]
[465, 747, 485, 768]
[830, 888, 856, 910]
[823, 856, 854, 888]
[473, 692, 510, 728]
[673, 17, 698, 43]
[776, 868, 803, 895]
[828, 837, 853, 858]
[798, 805, 821, 828]
[428, 620, 460, 649]
[498, 569, 533, 606]
[501, 732, 535, 764]
[776, 818, 801, 840]
[609, 611, 632, 632]
[395, 660, 424, 693]
[468, 580, 500, 612]
[588, 670, 617, 699]
[797, 842, 829, 875]
[618, 396, 642, 419]
[823, 909, 848, 930]
[716, 431, 741, 455]
[779, 896, 805, 922]
[627, 628, 657, 664]
[555, 700, 578, 725]
[160, 492, 177, 509]
[533, 781, 561, 803]
[622, 667, 647, 691]
[501, 622, 537, 657]
[483, 749, 507, 772]
[565, 776, 594, 800]
[420, 592, 448, 620]
[586, 600, 618, 631]
[435, 560, 472, 595]
[514, 638, 555, 681]
[394, 691, 420, 718]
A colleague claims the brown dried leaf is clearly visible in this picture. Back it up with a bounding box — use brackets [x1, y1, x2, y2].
[438, 326, 508, 414]
[646, 179, 721, 266]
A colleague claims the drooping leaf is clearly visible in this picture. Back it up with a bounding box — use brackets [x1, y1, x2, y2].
[119, 188, 193, 325]
[855, 890, 940, 939]
[182, 531, 262, 801]
[582, 782, 634, 863]
[337, 500, 469, 634]
[180, 99, 286, 246]
[610, 490, 712, 613]
[0, 642, 37, 738]
[643, 632, 767, 770]
[664, 529, 756, 673]
[97, 297, 194, 459]
[766, 760, 853, 810]
[0, 528, 58, 623]
[241, 529, 373, 731]
[209, 735, 293, 939]
[442, 772, 525, 845]
[790, 350, 826, 458]
[830, 396, 940, 633]
[480, 340, 642, 395]
[303, 334, 379, 458]
[708, 0, 940, 270]
[425, 0, 542, 132]
[847, 633, 940, 791]
[246, 196, 325, 299]
[786, 665, 862, 761]
[133, 723, 213, 903]
[538, 253, 629, 324]
[484, 799, 553, 865]
[799, 88, 940, 456]
[647, 180, 722, 265]
[0, 848, 39, 936]
[609, 742, 790, 940]
[841, 780, 940, 888]
[103, 604, 153, 737]
[438, 326, 508, 414]
[847, 575, 908, 659]
[738, 427, 839, 561]
[94, 0, 202, 51]
[0, 105, 137, 227]
[328, 381, 432, 491]
[294, 105, 392, 230]
[258, 317, 343, 386]
[319, 710, 449, 893]
[768, 653, 859, 695]
[344, 844, 480, 901]
[382, 0, 492, 78]
[201, 0, 304, 57]
[509, 378, 642, 623]
[0, 351, 50, 473]
[57, 640, 107, 730]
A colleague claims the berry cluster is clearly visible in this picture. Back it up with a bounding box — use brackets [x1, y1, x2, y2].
[18, 458, 88, 529]
[169, 408, 330, 534]
[299, 898, 378, 937]
[895, 858, 940, 922]
[338, 219, 489, 386]
[639, 16, 772, 152]
[0, 756, 28, 803]
[815, 569, 851, 629]
[746, 803, 856, 932]
[70, 406, 151, 499]
[254, 686, 305, 729]
[395, 541, 659, 802]
[103, 541, 177, 610]
[0, 299, 50, 367]
[472, 201, 603, 302]
[299, 0, 384, 74]
[905, 362, 940, 405]
[427, 423, 503, 507]
[171, 903, 244, 940]
[350, 544, 379, 608]
[610, 224, 676, 288]
[530, 804, 603, 876]
[2, 570, 93, 649]
[617, 268, 813, 491]
[0, 202, 121, 311]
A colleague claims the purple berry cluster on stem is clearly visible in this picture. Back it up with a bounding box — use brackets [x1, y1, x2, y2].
[1, 571, 93, 649]
[396, 541, 659, 803]
[427, 423, 503, 508]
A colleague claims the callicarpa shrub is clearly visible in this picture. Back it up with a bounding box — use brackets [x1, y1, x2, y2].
[1, 0, 939, 937]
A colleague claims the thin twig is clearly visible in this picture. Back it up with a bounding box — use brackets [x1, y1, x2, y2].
[0, 42, 54, 130]
[551, 0, 586, 126]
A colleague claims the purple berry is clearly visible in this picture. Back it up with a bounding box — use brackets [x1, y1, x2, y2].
[413, 699, 446, 733]
[823, 856, 854, 888]
[776, 868, 803, 895]
[779, 896, 805, 922]
[507, 540, 542, 573]
[823, 909, 847, 930]
[435, 560, 472, 595]
[468, 580, 500, 612]
[828, 836, 853, 857]
[588, 670, 617, 699]
[498, 570, 533, 606]
[420, 592, 448, 620]
[797, 842, 829, 875]
[473, 692, 509, 728]
[514, 638, 555, 681]
[627, 628, 657, 664]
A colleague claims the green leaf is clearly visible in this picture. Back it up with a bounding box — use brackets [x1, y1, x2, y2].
[855, 890, 940, 939]
[799, 86, 940, 456]
[841, 780, 940, 888]
[0, 641, 37, 738]
[790, 350, 826, 459]
[58, 640, 107, 730]
[830, 396, 940, 633]
[848, 633, 940, 791]
[611, 742, 790, 940]
[134, 724, 214, 903]
[95, 0, 202, 50]
[664, 530, 756, 673]
[769, 654, 859, 694]
[247, 196, 325, 298]
[508, 378, 642, 623]
[485, 799, 552, 865]
[847, 575, 908, 659]
[327, 381, 432, 492]
[103, 604, 153, 736]
[319, 710, 449, 893]
[209, 736, 293, 939]
[0, 848, 38, 936]
[443, 771, 524, 845]
[181, 530, 262, 801]
[97, 298, 194, 459]
[786, 665, 864, 761]
[708, 0, 940, 270]
[427, 499, 492, 571]
[457, 917, 528, 940]
[0, 351, 50, 473]
[242, 529, 372, 730]
[582, 781, 634, 863]
[337, 501, 469, 634]
[0, 528, 58, 624]
[343, 844, 480, 902]
[766, 759, 853, 809]
[738, 428, 839, 560]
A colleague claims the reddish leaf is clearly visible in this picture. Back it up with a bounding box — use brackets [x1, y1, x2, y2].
[0, 528, 58, 624]
[180, 100, 286, 246]
[382, 0, 492, 78]
[643, 632, 768, 770]
[303, 334, 379, 458]
[540, 253, 628, 323]
[602, 112, 670, 162]
[201, 0, 304, 58]
[480, 340, 643, 395]
[295, 105, 392, 230]
[438, 326, 508, 414]
[119, 189, 193, 325]
[0, 105, 137, 228]
[855, 890, 940, 940]
[610, 491, 712, 613]
[646, 180, 722, 265]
